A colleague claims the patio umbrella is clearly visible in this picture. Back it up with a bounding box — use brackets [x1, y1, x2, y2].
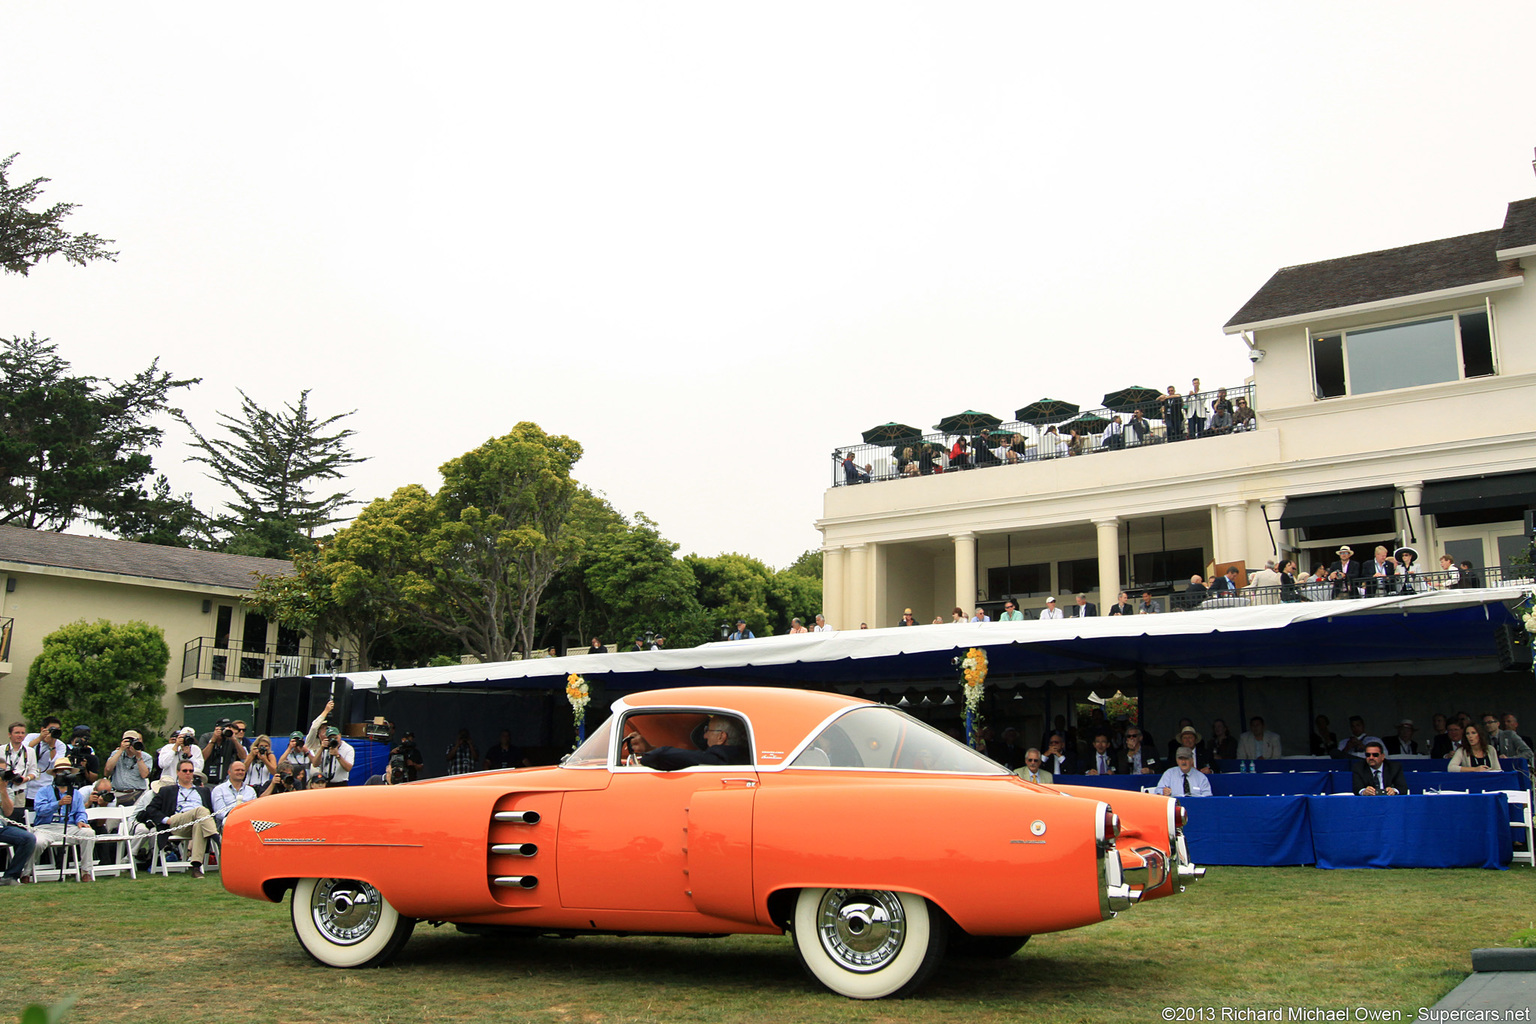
[934, 410, 1003, 436]
[1014, 398, 1080, 424]
[1101, 386, 1162, 414]
[860, 422, 925, 446]
[1061, 412, 1110, 433]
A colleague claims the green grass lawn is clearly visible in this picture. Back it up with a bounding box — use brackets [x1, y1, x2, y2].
[4, 867, 1533, 1024]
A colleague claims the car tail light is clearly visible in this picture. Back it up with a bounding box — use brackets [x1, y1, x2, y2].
[1174, 804, 1188, 829]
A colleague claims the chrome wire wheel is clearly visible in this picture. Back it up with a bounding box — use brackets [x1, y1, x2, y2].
[815, 889, 906, 971]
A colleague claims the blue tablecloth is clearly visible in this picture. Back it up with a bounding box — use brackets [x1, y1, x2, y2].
[1324, 770, 1525, 795]
[1307, 794, 1510, 869]
[1180, 794, 1316, 866]
[1061, 771, 1328, 796]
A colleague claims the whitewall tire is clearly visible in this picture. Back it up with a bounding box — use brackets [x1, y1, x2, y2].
[291, 877, 415, 968]
[791, 888, 946, 999]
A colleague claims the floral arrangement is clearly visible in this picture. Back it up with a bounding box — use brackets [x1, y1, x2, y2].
[1080, 689, 1138, 723]
[566, 673, 590, 741]
[960, 648, 987, 746]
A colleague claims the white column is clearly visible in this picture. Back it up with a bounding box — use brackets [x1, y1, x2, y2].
[1397, 481, 1427, 555]
[952, 532, 977, 614]
[1218, 501, 1249, 565]
[822, 546, 845, 631]
[846, 544, 869, 629]
[1093, 517, 1120, 604]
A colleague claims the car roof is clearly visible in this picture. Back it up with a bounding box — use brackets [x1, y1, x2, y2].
[617, 686, 872, 755]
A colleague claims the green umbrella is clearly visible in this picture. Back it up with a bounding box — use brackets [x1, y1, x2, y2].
[860, 422, 925, 446]
[1101, 386, 1161, 414]
[1014, 398, 1080, 424]
[1062, 412, 1109, 433]
[934, 410, 1003, 436]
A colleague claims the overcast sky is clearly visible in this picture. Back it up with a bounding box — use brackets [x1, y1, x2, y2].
[4, 3, 1534, 568]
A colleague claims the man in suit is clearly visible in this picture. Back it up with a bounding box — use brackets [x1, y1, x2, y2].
[1235, 717, 1282, 760]
[1107, 591, 1135, 616]
[1385, 719, 1419, 756]
[137, 760, 218, 877]
[1208, 567, 1240, 595]
[1327, 545, 1367, 598]
[1039, 733, 1076, 776]
[1182, 575, 1208, 610]
[1072, 593, 1098, 618]
[1117, 727, 1158, 775]
[1351, 742, 1408, 795]
[1013, 749, 1052, 785]
[1365, 545, 1397, 596]
[1484, 714, 1534, 762]
[640, 717, 751, 770]
[1084, 733, 1116, 776]
[1501, 713, 1533, 752]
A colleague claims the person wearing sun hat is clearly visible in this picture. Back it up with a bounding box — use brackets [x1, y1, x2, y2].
[1173, 725, 1216, 774]
[1039, 596, 1063, 620]
[1392, 545, 1423, 594]
[1326, 544, 1365, 598]
[33, 757, 97, 880]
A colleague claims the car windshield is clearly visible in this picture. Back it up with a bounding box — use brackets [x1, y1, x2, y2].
[791, 705, 1009, 774]
[563, 718, 614, 768]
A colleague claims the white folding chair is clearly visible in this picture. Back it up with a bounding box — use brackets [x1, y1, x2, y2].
[85, 806, 138, 880]
[28, 829, 81, 882]
[1508, 791, 1534, 867]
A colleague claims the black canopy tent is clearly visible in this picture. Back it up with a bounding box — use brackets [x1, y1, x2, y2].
[298, 591, 1531, 766]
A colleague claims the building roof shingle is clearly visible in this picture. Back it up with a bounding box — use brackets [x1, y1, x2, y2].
[1225, 229, 1521, 330]
[1496, 197, 1536, 254]
[0, 526, 294, 590]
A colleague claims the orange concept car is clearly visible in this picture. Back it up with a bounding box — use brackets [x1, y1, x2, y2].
[221, 685, 1203, 999]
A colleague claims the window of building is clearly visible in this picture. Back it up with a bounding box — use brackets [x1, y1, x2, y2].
[1131, 548, 1204, 588]
[986, 563, 1050, 598]
[1057, 558, 1099, 595]
[1312, 308, 1496, 399]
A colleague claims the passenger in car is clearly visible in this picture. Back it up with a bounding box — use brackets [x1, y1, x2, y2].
[639, 717, 750, 770]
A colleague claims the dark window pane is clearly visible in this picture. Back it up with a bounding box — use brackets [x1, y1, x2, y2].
[1313, 335, 1346, 398]
[987, 563, 1050, 598]
[1131, 547, 1205, 588]
[1459, 311, 1495, 377]
[1346, 316, 1457, 393]
[214, 605, 233, 647]
[242, 612, 269, 653]
[1057, 558, 1099, 595]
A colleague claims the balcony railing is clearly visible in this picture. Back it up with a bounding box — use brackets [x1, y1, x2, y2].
[980, 566, 1531, 617]
[181, 638, 357, 685]
[832, 385, 1257, 486]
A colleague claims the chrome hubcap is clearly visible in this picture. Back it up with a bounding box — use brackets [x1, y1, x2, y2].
[310, 879, 382, 945]
[815, 889, 905, 971]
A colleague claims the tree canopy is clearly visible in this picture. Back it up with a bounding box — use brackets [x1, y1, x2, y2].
[0, 152, 117, 276]
[22, 619, 169, 742]
[0, 334, 199, 533]
[181, 389, 365, 558]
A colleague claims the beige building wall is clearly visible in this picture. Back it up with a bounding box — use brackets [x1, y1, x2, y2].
[0, 562, 267, 732]
[821, 243, 1536, 628]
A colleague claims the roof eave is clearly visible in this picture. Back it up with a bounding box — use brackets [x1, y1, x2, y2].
[1223, 275, 1524, 335]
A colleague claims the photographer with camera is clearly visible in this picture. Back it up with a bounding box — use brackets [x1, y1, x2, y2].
[33, 757, 96, 881]
[392, 732, 423, 781]
[103, 730, 152, 804]
[66, 726, 100, 784]
[446, 728, 478, 776]
[244, 734, 277, 792]
[24, 717, 66, 811]
[3, 723, 38, 820]
[201, 718, 248, 786]
[305, 700, 354, 787]
[278, 730, 312, 781]
[157, 728, 204, 779]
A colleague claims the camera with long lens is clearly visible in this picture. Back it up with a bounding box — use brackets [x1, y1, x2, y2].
[70, 738, 93, 762]
[387, 753, 408, 785]
[47, 726, 62, 740]
[215, 718, 234, 740]
[1, 767, 19, 784]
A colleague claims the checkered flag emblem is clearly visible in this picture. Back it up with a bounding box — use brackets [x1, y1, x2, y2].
[250, 820, 279, 834]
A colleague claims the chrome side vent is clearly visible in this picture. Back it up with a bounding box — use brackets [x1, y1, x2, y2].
[494, 810, 541, 825]
[493, 875, 538, 889]
[491, 843, 537, 857]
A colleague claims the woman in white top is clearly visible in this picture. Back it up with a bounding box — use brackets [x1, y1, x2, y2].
[1448, 723, 1501, 772]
